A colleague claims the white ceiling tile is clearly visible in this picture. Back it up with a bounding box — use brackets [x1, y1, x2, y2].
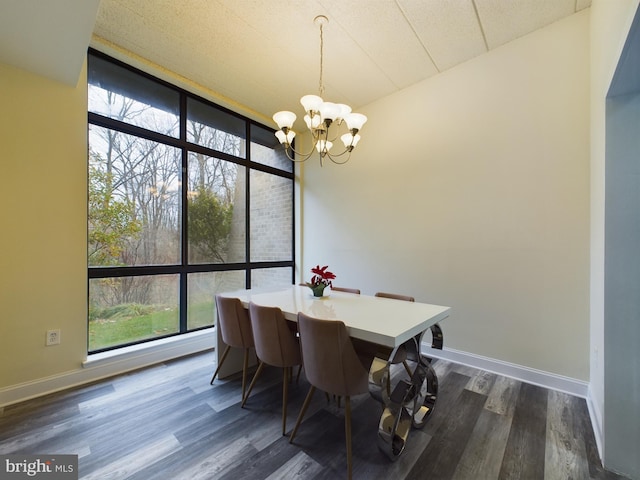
[319, 0, 439, 90]
[398, 0, 488, 71]
[474, 0, 576, 49]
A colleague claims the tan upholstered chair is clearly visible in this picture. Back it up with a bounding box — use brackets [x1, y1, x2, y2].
[331, 286, 361, 294]
[242, 302, 302, 435]
[320, 286, 360, 405]
[375, 292, 414, 377]
[210, 295, 255, 401]
[375, 291, 414, 302]
[290, 312, 370, 480]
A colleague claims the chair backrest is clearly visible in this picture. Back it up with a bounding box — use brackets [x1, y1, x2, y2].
[331, 286, 361, 294]
[215, 295, 254, 348]
[248, 302, 301, 368]
[297, 312, 369, 397]
[375, 291, 415, 302]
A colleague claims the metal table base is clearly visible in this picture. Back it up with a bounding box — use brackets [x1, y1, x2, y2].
[368, 324, 444, 460]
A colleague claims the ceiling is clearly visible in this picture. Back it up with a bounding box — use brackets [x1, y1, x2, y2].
[1, 0, 590, 127]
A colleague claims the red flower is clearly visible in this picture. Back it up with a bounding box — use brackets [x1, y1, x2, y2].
[308, 264, 336, 287]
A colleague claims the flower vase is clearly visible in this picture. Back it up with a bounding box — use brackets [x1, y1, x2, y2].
[310, 284, 327, 297]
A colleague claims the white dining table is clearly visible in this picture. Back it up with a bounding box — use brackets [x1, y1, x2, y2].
[218, 284, 451, 460]
[219, 284, 450, 348]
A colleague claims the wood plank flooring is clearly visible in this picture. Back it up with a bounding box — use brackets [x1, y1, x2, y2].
[0, 351, 628, 480]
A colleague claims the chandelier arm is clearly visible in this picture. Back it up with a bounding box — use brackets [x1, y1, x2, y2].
[322, 147, 352, 159]
[283, 144, 318, 163]
[325, 150, 353, 165]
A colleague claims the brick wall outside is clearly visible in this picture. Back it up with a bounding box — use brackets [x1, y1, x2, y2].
[223, 145, 293, 290]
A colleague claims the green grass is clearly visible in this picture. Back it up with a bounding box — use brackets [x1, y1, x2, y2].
[89, 300, 215, 351]
[188, 300, 216, 329]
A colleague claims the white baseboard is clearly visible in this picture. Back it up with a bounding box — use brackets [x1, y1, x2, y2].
[586, 386, 604, 459]
[422, 345, 590, 398]
[0, 330, 215, 408]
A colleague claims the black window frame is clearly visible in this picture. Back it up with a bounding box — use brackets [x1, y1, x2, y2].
[87, 48, 295, 354]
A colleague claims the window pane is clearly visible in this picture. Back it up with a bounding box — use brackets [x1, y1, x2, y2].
[187, 270, 245, 330]
[188, 153, 246, 264]
[187, 97, 246, 157]
[251, 267, 293, 289]
[89, 125, 182, 267]
[250, 170, 293, 261]
[251, 124, 293, 172]
[88, 274, 179, 351]
[88, 55, 179, 137]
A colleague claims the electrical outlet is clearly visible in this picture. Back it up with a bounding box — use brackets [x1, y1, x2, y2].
[46, 329, 61, 346]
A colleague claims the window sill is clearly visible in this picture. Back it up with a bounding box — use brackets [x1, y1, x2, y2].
[83, 328, 215, 370]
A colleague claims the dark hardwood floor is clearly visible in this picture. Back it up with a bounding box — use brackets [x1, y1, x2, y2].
[0, 351, 628, 479]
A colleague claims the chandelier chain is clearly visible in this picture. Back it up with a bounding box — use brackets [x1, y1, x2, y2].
[319, 21, 325, 96]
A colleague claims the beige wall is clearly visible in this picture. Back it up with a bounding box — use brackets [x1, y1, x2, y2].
[0, 62, 88, 387]
[302, 11, 590, 380]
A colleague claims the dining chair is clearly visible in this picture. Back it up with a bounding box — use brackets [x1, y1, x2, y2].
[314, 282, 360, 406]
[305, 283, 360, 405]
[290, 312, 369, 479]
[375, 291, 414, 303]
[331, 286, 361, 294]
[375, 292, 414, 377]
[242, 302, 302, 435]
[210, 295, 255, 402]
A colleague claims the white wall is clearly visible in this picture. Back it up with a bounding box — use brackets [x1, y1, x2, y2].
[590, 2, 640, 477]
[589, 0, 640, 469]
[604, 92, 640, 479]
[301, 11, 590, 381]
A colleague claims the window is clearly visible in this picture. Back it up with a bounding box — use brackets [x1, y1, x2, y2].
[87, 50, 294, 353]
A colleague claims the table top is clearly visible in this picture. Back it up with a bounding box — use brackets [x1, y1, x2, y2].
[219, 285, 451, 348]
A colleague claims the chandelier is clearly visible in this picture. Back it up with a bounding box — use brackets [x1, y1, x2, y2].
[272, 15, 367, 166]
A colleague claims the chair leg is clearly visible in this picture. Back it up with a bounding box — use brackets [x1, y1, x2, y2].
[282, 367, 289, 436]
[289, 385, 316, 443]
[210, 345, 231, 385]
[241, 348, 249, 400]
[345, 396, 353, 480]
[296, 364, 303, 384]
[241, 361, 264, 407]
